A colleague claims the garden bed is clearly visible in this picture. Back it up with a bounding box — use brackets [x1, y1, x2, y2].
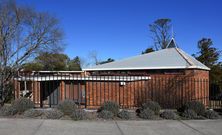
[0, 99, 221, 121]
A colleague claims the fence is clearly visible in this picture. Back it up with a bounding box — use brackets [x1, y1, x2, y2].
[209, 80, 222, 109]
[11, 72, 222, 109]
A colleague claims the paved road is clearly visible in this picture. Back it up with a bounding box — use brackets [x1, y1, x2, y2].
[0, 118, 222, 135]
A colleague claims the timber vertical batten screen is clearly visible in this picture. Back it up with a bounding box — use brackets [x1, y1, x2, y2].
[13, 73, 210, 109]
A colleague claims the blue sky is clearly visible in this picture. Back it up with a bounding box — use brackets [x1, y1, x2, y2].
[18, 0, 222, 61]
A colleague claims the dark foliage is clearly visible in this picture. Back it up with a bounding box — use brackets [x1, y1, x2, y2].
[142, 47, 155, 54]
[11, 98, 34, 114]
[98, 110, 114, 119]
[98, 58, 115, 65]
[57, 100, 77, 115]
[181, 109, 198, 119]
[118, 110, 130, 120]
[71, 110, 87, 121]
[141, 101, 161, 115]
[24, 109, 43, 118]
[43, 109, 63, 119]
[139, 108, 155, 119]
[179, 101, 205, 116]
[193, 38, 222, 81]
[204, 110, 220, 119]
[0, 106, 17, 116]
[160, 110, 178, 120]
[99, 101, 119, 116]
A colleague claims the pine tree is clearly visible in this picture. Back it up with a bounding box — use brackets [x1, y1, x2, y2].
[194, 38, 222, 81]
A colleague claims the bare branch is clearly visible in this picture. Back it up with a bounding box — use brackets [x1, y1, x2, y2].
[149, 18, 172, 50]
[0, 0, 64, 104]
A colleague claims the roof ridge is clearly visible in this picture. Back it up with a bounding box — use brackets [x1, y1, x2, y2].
[175, 48, 195, 66]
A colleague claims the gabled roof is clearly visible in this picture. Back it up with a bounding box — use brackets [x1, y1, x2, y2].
[83, 48, 210, 71]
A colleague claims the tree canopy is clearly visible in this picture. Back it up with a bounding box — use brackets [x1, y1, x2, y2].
[149, 18, 172, 50]
[67, 56, 82, 71]
[194, 38, 220, 67]
[23, 53, 82, 71]
[0, 1, 63, 71]
[0, 0, 64, 104]
[193, 38, 222, 81]
[98, 58, 115, 65]
[142, 18, 172, 54]
[141, 47, 154, 54]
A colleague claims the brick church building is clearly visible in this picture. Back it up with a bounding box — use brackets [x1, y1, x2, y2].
[14, 38, 210, 108]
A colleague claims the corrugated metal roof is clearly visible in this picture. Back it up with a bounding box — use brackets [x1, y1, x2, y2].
[83, 48, 210, 71]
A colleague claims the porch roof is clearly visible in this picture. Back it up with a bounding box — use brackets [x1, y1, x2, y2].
[15, 76, 151, 82]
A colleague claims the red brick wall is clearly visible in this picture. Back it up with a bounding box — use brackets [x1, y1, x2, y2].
[14, 69, 209, 108]
[85, 69, 209, 108]
[85, 77, 209, 108]
[85, 80, 144, 108]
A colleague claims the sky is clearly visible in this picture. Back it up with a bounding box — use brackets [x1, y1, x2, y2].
[17, 0, 222, 61]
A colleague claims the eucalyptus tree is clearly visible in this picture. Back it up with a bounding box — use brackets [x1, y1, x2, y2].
[149, 18, 172, 50]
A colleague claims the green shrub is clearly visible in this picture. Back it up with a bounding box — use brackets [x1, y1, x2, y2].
[98, 110, 114, 119]
[0, 106, 17, 116]
[71, 110, 87, 121]
[43, 109, 63, 119]
[100, 101, 119, 116]
[11, 98, 34, 114]
[57, 100, 77, 115]
[141, 101, 161, 115]
[160, 110, 178, 120]
[24, 109, 43, 118]
[181, 109, 198, 119]
[139, 108, 155, 119]
[204, 110, 220, 119]
[118, 110, 130, 120]
[180, 101, 205, 116]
